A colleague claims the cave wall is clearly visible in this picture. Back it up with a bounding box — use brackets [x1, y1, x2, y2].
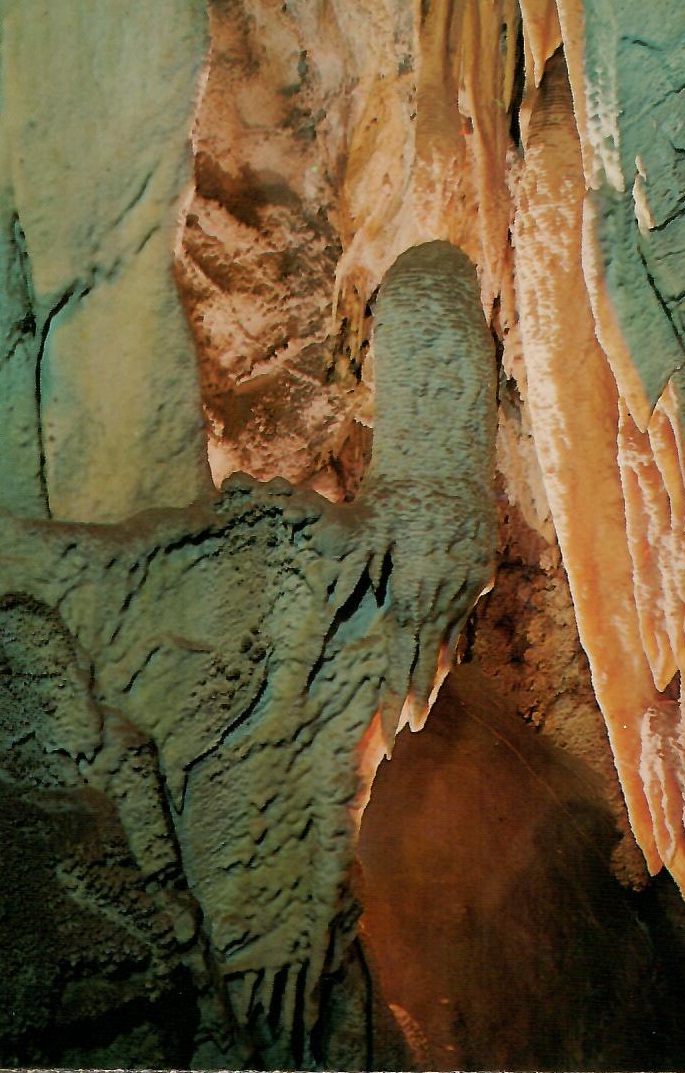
[181, 0, 685, 892]
[0, 0, 211, 523]
[3, 0, 685, 1069]
[359, 667, 685, 1071]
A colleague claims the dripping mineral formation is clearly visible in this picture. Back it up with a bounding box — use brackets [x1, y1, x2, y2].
[0, 240, 497, 1066]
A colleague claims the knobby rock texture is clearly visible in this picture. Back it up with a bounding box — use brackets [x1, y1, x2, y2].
[4, 0, 685, 1070]
[0, 9, 498, 1057]
[181, 0, 685, 889]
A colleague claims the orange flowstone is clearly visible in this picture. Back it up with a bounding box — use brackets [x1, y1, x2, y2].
[513, 53, 663, 875]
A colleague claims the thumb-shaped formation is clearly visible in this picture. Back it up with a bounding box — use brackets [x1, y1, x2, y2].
[0, 240, 498, 1068]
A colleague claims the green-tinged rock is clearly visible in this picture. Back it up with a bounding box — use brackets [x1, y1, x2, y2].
[0, 0, 211, 521]
[583, 1, 685, 409]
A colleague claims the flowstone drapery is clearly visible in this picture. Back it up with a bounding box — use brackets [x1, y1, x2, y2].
[0, 237, 497, 1065]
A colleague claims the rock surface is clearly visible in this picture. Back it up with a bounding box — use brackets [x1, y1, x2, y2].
[360, 666, 685, 1071]
[0, 0, 211, 522]
[5, 0, 685, 1067]
[182, 0, 685, 899]
[0, 240, 497, 1067]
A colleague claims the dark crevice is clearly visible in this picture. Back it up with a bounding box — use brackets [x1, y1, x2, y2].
[36, 284, 91, 518]
[6, 215, 37, 365]
[112, 169, 155, 231]
[108, 549, 160, 645]
[306, 564, 372, 690]
[11, 214, 35, 313]
[178, 670, 270, 811]
[134, 224, 161, 255]
[460, 605, 479, 664]
[19, 311, 36, 335]
[298, 816, 314, 841]
[373, 549, 392, 608]
[160, 524, 233, 558]
[649, 196, 685, 233]
[508, 19, 525, 147]
[3, 332, 30, 368]
[5, 214, 46, 514]
[217, 669, 269, 744]
[290, 961, 308, 1068]
[491, 315, 505, 407]
[620, 34, 662, 51]
[222, 931, 257, 959]
[636, 81, 685, 115]
[119, 554, 155, 616]
[121, 644, 162, 694]
[268, 967, 290, 1034]
[258, 792, 278, 814]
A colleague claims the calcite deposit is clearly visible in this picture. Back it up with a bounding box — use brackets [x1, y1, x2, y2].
[0, 0, 210, 523]
[510, 4, 685, 892]
[5, 0, 685, 1067]
[0, 213, 497, 1071]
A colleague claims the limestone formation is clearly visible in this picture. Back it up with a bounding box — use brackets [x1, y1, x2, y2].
[179, 0, 685, 904]
[512, 48, 668, 877]
[6, 0, 685, 1067]
[509, 3, 685, 893]
[0, 0, 210, 523]
[0, 236, 497, 1065]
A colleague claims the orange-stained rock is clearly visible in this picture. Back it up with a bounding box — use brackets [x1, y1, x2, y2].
[177, 0, 685, 899]
[177, 0, 371, 495]
[618, 394, 685, 692]
[513, 50, 663, 874]
[359, 667, 664, 1071]
[640, 702, 685, 889]
[518, 0, 561, 89]
[618, 389, 685, 890]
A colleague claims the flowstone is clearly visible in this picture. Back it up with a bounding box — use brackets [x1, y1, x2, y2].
[0, 241, 498, 1067]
